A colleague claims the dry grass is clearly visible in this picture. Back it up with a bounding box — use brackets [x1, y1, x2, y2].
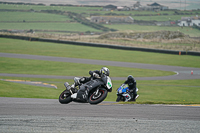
[1, 32, 200, 52]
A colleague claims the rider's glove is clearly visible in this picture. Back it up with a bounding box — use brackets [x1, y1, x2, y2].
[130, 89, 133, 93]
[93, 73, 100, 78]
[71, 83, 75, 88]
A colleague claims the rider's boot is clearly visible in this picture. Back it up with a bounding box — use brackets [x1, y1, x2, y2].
[70, 80, 81, 99]
[135, 95, 139, 99]
[129, 93, 135, 101]
[71, 93, 77, 99]
[130, 95, 139, 101]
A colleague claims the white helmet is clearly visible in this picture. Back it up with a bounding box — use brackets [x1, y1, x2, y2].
[100, 67, 110, 76]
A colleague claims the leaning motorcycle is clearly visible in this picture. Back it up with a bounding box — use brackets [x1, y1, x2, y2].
[116, 84, 139, 102]
[59, 74, 112, 105]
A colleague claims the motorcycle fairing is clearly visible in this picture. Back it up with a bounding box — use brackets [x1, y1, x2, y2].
[76, 79, 102, 101]
[106, 76, 112, 90]
[122, 93, 131, 102]
[101, 75, 112, 91]
[117, 86, 130, 94]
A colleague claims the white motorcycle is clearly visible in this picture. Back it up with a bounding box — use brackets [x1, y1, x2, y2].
[59, 74, 112, 105]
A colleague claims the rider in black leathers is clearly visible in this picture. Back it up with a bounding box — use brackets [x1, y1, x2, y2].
[74, 70, 102, 86]
[66, 67, 110, 100]
[123, 75, 137, 101]
[73, 67, 109, 86]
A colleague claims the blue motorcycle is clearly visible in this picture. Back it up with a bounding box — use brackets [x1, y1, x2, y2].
[116, 84, 139, 102]
[116, 84, 131, 102]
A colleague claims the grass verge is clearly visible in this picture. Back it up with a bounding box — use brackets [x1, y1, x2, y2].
[0, 76, 200, 104]
[107, 79, 200, 104]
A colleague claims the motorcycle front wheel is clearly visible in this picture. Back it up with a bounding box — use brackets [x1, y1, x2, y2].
[59, 90, 72, 104]
[88, 88, 108, 105]
[116, 95, 121, 102]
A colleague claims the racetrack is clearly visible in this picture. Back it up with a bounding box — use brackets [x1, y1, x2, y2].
[0, 97, 200, 133]
[0, 52, 200, 132]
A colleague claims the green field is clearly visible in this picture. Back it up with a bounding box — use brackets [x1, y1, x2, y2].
[133, 15, 183, 21]
[0, 4, 103, 12]
[0, 12, 72, 21]
[0, 38, 200, 104]
[0, 22, 101, 32]
[1, 3, 200, 35]
[0, 11, 199, 37]
[1, 3, 199, 16]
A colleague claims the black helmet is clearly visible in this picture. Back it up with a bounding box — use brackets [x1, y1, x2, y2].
[100, 67, 110, 76]
[127, 75, 134, 81]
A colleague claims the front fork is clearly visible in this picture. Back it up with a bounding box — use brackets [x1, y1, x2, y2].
[69, 89, 73, 95]
[95, 88, 99, 96]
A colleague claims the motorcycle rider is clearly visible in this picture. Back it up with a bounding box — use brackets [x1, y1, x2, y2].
[123, 75, 138, 101]
[66, 67, 110, 99]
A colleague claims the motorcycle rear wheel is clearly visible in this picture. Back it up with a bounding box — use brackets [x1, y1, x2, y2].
[88, 88, 108, 105]
[59, 90, 72, 104]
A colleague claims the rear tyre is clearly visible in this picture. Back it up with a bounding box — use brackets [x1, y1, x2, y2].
[88, 88, 108, 105]
[59, 90, 72, 104]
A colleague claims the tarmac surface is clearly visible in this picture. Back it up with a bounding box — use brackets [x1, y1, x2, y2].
[0, 52, 200, 132]
[0, 97, 200, 133]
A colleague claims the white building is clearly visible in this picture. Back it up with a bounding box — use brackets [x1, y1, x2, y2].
[178, 16, 200, 27]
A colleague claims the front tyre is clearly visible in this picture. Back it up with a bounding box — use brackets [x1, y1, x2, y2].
[59, 90, 72, 104]
[116, 95, 121, 102]
[88, 88, 108, 105]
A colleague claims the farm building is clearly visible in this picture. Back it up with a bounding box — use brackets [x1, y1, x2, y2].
[132, 2, 168, 11]
[103, 4, 117, 11]
[147, 2, 169, 11]
[90, 16, 134, 24]
[177, 16, 200, 27]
